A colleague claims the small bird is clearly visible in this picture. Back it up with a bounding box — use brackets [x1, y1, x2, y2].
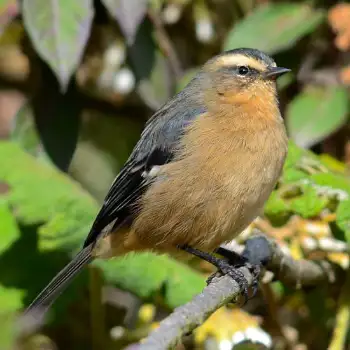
[25, 48, 290, 318]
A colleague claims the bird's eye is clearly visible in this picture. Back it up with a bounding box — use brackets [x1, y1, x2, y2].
[237, 66, 249, 76]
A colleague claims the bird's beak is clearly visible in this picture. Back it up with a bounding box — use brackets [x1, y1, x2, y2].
[263, 66, 291, 80]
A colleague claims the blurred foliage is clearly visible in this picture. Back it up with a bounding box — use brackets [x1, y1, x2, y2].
[0, 0, 350, 349]
[224, 3, 324, 54]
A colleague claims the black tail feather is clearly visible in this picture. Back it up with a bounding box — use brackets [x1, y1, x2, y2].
[23, 244, 94, 320]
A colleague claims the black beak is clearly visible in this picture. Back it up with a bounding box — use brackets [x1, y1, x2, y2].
[263, 66, 291, 80]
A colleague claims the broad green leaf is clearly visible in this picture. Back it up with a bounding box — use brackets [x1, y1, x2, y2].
[310, 173, 350, 194]
[0, 141, 205, 312]
[281, 168, 308, 184]
[0, 285, 24, 313]
[264, 191, 290, 217]
[286, 86, 349, 148]
[0, 141, 98, 252]
[0, 199, 20, 254]
[127, 19, 171, 109]
[0, 204, 23, 346]
[32, 62, 81, 171]
[97, 253, 205, 308]
[164, 261, 205, 308]
[289, 185, 328, 218]
[102, 0, 148, 45]
[128, 19, 155, 81]
[280, 140, 319, 182]
[277, 72, 295, 91]
[22, 0, 94, 92]
[10, 103, 41, 156]
[224, 3, 324, 54]
[0, 285, 25, 349]
[336, 200, 350, 243]
[319, 154, 347, 174]
[283, 140, 310, 170]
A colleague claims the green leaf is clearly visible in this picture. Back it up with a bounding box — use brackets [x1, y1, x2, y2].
[0, 284, 24, 313]
[127, 18, 169, 109]
[0, 141, 205, 311]
[128, 19, 155, 81]
[280, 140, 318, 182]
[319, 154, 347, 174]
[32, 62, 81, 172]
[0, 199, 20, 254]
[281, 168, 308, 184]
[22, 0, 94, 92]
[164, 261, 205, 308]
[277, 71, 295, 90]
[127, 19, 172, 109]
[102, 0, 148, 45]
[224, 3, 324, 54]
[10, 103, 41, 156]
[264, 191, 290, 217]
[310, 173, 350, 194]
[0, 285, 25, 349]
[289, 185, 328, 218]
[336, 200, 350, 243]
[286, 86, 349, 148]
[97, 253, 205, 308]
[283, 140, 310, 170]
[0, 141, 98, 252]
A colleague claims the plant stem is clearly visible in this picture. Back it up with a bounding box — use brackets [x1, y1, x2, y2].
[328, 269, 350, 350]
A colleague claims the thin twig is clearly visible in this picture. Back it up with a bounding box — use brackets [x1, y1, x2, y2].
[140, 268, 253, 350]
[139, 236, 338, 350]
[328, 269, 350, 350]
[266, 238, 336, 288]
[147, 9, 183, 80]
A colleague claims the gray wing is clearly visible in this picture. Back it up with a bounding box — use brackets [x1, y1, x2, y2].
[24, 73, 207, 317]
[84, 74, 206, 247]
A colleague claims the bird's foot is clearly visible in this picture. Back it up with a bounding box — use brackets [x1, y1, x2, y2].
[211, 257, 250, 304]
[179, 245, 260, 304]
[215, 246, 262, 300]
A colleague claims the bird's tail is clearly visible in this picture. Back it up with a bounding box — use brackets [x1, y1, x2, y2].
[23, 244, 94, 320]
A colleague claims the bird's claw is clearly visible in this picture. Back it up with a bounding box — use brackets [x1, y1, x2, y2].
[249, 263, 261, 299]
[206, 271, 222, 285]
[180, 244, 262, 304]
[218, 258, 250, 304]
[207, 259, 262, 305]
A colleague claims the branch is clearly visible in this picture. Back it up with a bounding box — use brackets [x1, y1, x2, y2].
[328, 269, 350, 349]
[265, 238, 336, 288]
[147, 9, 183, 80]
[139, 236, 338, 350]
[140, 270, 253, 350]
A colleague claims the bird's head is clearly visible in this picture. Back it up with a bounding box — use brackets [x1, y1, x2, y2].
[202, 48, 290, 106]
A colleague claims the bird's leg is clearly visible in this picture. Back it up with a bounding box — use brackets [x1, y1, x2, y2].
[179, 245, 252, 303]
[215, 246, 243, 264]
[215, 246, 261, 298]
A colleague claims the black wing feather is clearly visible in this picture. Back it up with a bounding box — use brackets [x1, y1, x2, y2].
[24, 73, 206, 317]
[84, 73, 207, 247]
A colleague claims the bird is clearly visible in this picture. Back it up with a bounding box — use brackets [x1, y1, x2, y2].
[24, 48, 290, 319]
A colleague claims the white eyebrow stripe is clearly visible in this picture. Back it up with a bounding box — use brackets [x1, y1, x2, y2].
[216, 54, 276, 71]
